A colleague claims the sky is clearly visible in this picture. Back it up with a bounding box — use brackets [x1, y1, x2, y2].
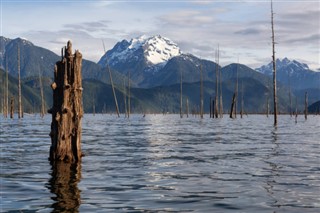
[0, 0, 319, 70]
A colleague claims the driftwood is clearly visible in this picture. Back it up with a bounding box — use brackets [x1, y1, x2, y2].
[49, 41, 83, 163]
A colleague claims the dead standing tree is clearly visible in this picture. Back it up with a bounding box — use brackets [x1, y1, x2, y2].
[271, 0, 278, 126]
[49, 41, 83, 163]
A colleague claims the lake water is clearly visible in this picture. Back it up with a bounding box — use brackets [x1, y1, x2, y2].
[1, 114, 319, 212]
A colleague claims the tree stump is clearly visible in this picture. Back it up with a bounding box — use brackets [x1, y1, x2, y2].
[49, 41, 83, 163]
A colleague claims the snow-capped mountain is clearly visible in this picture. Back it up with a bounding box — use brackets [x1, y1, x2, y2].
[98, 35, 181, 73]
[256, 57, 320, 90]
[255, 57, 310, 76]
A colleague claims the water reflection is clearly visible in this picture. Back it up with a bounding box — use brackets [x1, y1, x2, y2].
[47, 162, 82, 212]
[265, 128, 281, 212]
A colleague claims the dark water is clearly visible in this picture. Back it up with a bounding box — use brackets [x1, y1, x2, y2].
[1, 114, 319, 212]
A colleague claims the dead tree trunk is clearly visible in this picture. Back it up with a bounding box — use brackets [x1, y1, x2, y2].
[186, 98, 189, 118]
[128, 70, 131, 118]
[288, 71, 292, 117]
[39, 69, 45, 118]
[240, 81, 244, 118]
[123, 79, 127, 117]
[230, 93, 236, 119]
[2, 70, 5, 117]
[180, 68, 183, 118]
[218, 47, 223, 118]
[209, 97, 212, 118]
[102, 40, 120, 117]
[214, 51, 219, 118]
[49, 41, 83, 163]
[305, 92, 308, 120]
[295, 97, 298, 123]
[17, 44, 23, 119]
[199, 64, 204, 119]
[10, 97, 14, 119]
[271, 0, 278, 126]
[4, 58, 9, 118]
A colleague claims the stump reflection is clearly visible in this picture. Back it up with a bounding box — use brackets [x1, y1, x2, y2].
[48, 161, 81, 212]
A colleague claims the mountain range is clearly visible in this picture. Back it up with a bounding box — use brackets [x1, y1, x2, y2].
[0, 35, 319, 114]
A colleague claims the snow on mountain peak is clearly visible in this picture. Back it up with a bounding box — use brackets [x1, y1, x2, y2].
[256, 57, 310, 75]
[142, 35, 181, 65]
[102, 35, 181, 69]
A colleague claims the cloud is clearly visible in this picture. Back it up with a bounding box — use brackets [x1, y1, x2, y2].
[7, 0, 318, 70]
[234, 28, 261, 35]
[64, 20, 110, 33]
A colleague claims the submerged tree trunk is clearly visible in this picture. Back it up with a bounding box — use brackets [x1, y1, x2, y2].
[2, 69, 5, 117]
[210, 97, 212, 118]
[4, 58, 9, 118]
[214, 51, 219, 118]
[186, 98, 189, 118]
[232, 62, 239, 119]
[123, 79, 127, 118]
[180, 68, 183, 118]
[218, 47, 223, 118]
[49, 41, 83, 163]
[102, 40, 120, 117]
[266, 96, 269, 118]
[230, 93, 236, 119]
[39, 69, 45, 118]
[127, 70, 131, 118]
[288, 71, 292, 117]
[17, 44, 23, 119]
[295, 97, 298, 123]
[240, 81, 244, 118]
[215, 50, 219, 118]
[305, 92, 308, 120]
[271, 0, 278, 126]
[199, 64, 204, 119]
[10, 97, 14, 119]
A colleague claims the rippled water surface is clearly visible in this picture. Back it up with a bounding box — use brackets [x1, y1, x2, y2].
[1, 114, 320, 212]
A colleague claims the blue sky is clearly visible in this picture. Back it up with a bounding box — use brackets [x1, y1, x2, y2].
[1, 0, 319, 69]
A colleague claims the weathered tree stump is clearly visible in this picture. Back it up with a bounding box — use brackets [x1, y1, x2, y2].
[49, 41, 83, 163]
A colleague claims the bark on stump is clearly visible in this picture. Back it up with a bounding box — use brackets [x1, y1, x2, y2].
[49, 41, 83, 163]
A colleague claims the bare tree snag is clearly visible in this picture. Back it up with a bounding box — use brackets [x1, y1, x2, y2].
[186, 98, 189, 118]
[230, 93, 236, 119]
[305, 92, 308, 120]
[271, 0, 278, 126]
[39, 68, 45, 118]
[10, 97, 14, 119]
[127, 70, 131, 118]
[180, 68, 183, 118]
[199, 64, 204, 119]
[17, 44, 23, 119]
[214, 50, 219, 119]
[49, 41, 83, 163]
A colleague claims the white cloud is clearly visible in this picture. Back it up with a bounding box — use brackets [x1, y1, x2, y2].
[2, 0, 318, 70]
